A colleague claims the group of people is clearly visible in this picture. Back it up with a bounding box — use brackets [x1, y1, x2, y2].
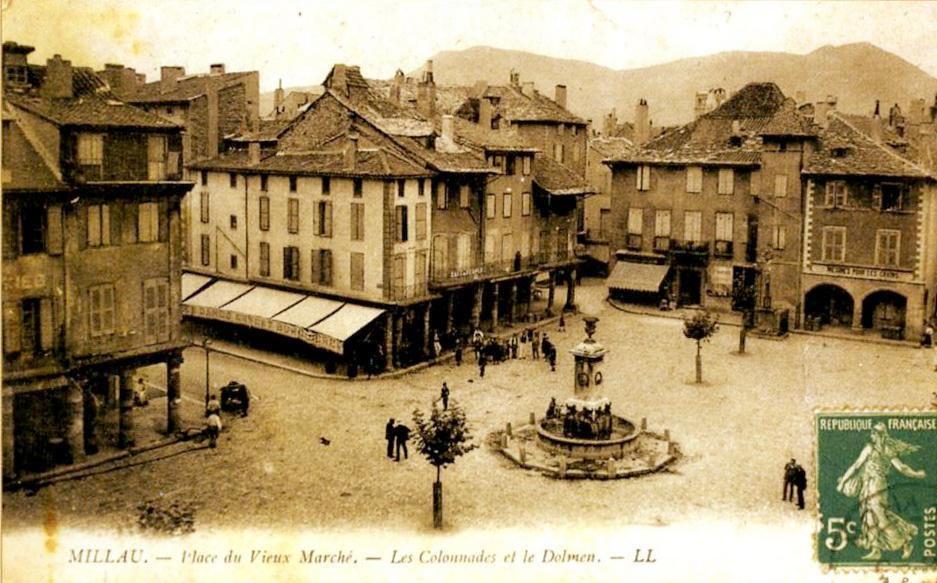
[385, 418, 411, 462]
[783, 458, 807, 509]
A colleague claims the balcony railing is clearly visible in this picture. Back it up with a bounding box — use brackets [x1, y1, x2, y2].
[430, 252, 576, 286]
[386, 282, 430, 301]
[714, 240, 734, 258]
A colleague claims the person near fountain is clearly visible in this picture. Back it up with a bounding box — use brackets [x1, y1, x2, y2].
[546, 397, 557, 419]
[440, 383, 450, 410]
[531, 331, 540, 360]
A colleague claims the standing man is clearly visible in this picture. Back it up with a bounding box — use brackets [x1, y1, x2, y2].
[395, 422, 411, 461]
[479, 353, 487, 378]
[385, 418, 396, 459]
[548, 346, 557, 372]
[794, 463, 807, 510]
[441, 383, 450, 410]
[510, 334, 519, 359]
[783, 458, 797, 502]
[454, 337, 463, 366]
[541, 334, 550, 361]
[532, 331, 540, 360]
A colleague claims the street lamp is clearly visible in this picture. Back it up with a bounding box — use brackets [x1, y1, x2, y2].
[200, 338, 212, 409]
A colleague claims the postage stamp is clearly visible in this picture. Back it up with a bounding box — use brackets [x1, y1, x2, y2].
[816, 411, 937, 569]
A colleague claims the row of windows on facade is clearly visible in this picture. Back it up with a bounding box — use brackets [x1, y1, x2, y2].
[819, 227, 902, 267]
[5, 201, 164, 257]
[624, 208, 786, 254]
[205, 171, 450, 200]
[199, 193, 427, 242]
[2, 278, 170, 356]
[633, 165, 910, 212]
[77, 132, 171, 181]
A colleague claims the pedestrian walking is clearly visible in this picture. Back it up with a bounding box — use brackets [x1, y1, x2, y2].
[206, 411, 222, 448]
[473, 328, 483, 362]
[134, 378, 149, 407]
[548, 346, 557, 371]
[479, 353, 487, 378]
[793, 463, 807, 509]
[395, 422, 410, 461]
[441, 382, 450, 410]
[783, 458, 796, 501]
[433, 331, 442, 359]
[541, 333, 550, 361]
[532, 331, 540, 360]
[510, 334, 518, 359]
[922, 322, 934, 347]
[385, 418, 396, 458]
[558, 314, 566, 332]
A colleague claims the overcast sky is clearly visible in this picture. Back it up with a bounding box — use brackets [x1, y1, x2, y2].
[4, 0, 936, 91]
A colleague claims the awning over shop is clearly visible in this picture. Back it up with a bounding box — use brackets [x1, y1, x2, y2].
[181, 272, 213, 301]
[181, 275, 384, 355]
[607, 262, 670, 293]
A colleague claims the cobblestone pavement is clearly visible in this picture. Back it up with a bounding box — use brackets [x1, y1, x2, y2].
[4, 279, 933, 537]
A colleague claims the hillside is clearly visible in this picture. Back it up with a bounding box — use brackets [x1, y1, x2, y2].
[261, 43, 937, 128]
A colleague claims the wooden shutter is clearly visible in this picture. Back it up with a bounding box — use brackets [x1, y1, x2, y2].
[324, 202, 333, 237]
[39, 298, 54, 351]
[311, 248, 321, 283]
[3, 205, 19, 259]
[159, 199, 169, 241]
[322, 250, 332, 285]
[124, 202, 139, 243]
[107, 203, 119, 246]
[3, 303, 22, 353]
[46, 205, 64, 254]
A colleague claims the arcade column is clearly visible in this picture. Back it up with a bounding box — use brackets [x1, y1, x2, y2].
[65, 379, 85, 464]
[490, 282, 500, 330]
[118, 370, 135, 448]
[564, 268, 577, 312]
[470, 284, 484, 330]
[3, 386, 14, 480]
[166, 351, 184, 434]
[546, 272, 556, 315]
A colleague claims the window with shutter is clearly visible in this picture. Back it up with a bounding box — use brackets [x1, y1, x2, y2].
[416, 203, 427, 240]
[686, 167, 702, 193]
[46, 205, 63, 254]
[259, 196, 270, 231]
[89, 284, 116, 337]
[320, 249, 332, 286]
[351, 203, 365, 241]
[138, 202, 159, 242]
[415, 250, 427, 293]
[39, 298, 54, 351]
[87, 204, 111, 247]
[3, 205, 20, 259]
[395, 206, 408, 242]
[200, 234, 211, 266]
[350, 252, 365, 290]
[774, 174, 788, 197]
[288, 198, 299, 234]
[259, 242, 270, 276]
[200, 192, 210, 223]
[684, 211, 702, 243]
[502, 192, 512, 218]
[20, 203, 46, 254]
[636, 165, 651, 191]
[3, 303, 22, 353]
[20, 298, 40, 353]
[147, 135, 168, 180]
[717, 169, 734, 195]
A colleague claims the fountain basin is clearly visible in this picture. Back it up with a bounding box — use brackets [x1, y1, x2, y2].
[536, 416, 639, 460]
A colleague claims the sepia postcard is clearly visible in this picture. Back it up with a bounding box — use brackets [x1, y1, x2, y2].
[2, 1, 937, 581]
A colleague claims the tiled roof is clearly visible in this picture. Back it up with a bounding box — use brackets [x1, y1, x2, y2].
[758, 106, 817, 137]
[2, 106, 66, 191]
[189, 147, 429, 178]
[449, 117, 538, 153]
[226, 118, 292, 142]
[803, 113, 931, 178]
[127, 71, 255, 103]
[589, 137, 634, 159]
[533, 156, 593, 195]
[6, 68, 179, 129]
[604, 83, 793, 167]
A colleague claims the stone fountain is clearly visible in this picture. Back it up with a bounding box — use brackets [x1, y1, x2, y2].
[497, 317, 678, 479]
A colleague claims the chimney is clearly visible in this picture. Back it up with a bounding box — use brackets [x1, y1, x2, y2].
[248, 141, 261, 165]
[417, 60, 436, 118]
[101, 63, 139, 98]
[210, 63, 225, 76]
[712, 88, 726, 108]
[329, 64, 348, 95]
[509, 69, 520, 87]
[160, 66, 185, 94]
[694, 92, 709, 120]
[344, 134, 358, 171]
[814, 95, 838, 129]
[521, 81, 535, 98]
[603, 108, 618, 136]
[274, 79, 284, 116]
[391, 69, 404, 104]
[441, 114, 455, 143]
[888, 103, 903, 131]
[870, 100, 884, 144]
[478, 97, 492, 129]
[135, 72, 146, 85]
[634, 98, 650, 144]
[908, 98, 926, 126]
[41, 55, 73, 99]
[554, 84, 567, 110]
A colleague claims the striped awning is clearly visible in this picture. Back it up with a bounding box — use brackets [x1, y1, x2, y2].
[607, 262, 670, 293]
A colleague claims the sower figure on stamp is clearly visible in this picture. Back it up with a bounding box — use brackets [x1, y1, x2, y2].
[837, 423, 927, 560]
[385, 418, 395, 459]
[783, 458, 797, 502]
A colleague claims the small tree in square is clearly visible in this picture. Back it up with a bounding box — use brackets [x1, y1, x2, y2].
[412, 400, 478, 529]
[683, 309, 719, 384]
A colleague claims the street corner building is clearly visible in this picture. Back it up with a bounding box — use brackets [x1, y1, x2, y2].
[1, 42, 194, 481]
[601, 82, 937, 340]
[180, 61, 592, 375]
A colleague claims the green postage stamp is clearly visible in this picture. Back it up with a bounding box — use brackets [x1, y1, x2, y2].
[816, 411, 937, 569]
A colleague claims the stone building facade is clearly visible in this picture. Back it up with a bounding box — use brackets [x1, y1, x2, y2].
[2, 43, 192, 479]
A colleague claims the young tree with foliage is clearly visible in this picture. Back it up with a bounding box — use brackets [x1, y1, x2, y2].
[683, 310, 719, 383]
[412, 400, 478, 529]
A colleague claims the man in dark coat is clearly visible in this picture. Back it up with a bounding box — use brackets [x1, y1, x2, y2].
[385, 418, 395, 458]
[783, 458, 797, 502]
[454, 338, 463, 366]
[440, 383, 450, 410]
[548, 346, 557, 371]
[478, 353, 487, 378]
[793, 463, 807, 509]
[395, 422, 410, 461]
